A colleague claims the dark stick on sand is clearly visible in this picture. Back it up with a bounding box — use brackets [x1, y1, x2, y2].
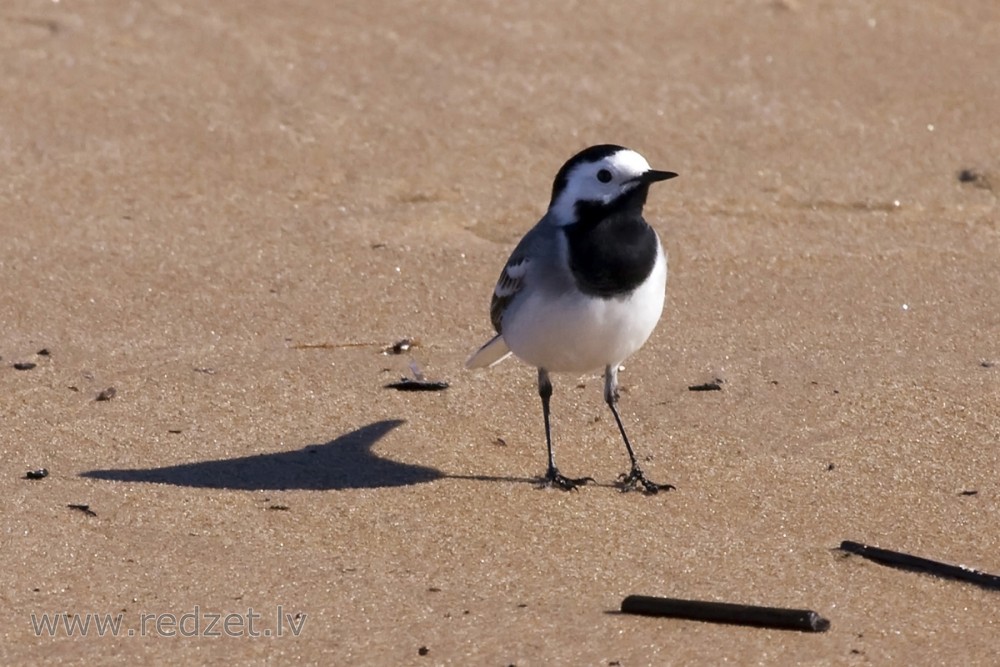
[620, 595, 830, 632]
[840, 540, 1000, 590]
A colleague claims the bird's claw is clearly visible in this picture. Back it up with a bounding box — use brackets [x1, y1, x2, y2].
[617, 467, 674, 494]
[541, 469, 594, 491]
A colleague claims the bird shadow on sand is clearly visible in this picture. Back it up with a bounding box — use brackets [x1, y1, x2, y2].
[80, 419, 536, 491]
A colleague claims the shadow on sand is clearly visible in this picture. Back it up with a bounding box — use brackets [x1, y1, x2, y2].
[82, 419, 540, 491]
[80, 419, 447, 491]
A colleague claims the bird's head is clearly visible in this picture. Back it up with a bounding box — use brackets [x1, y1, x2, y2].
[548, 145, 677, 226]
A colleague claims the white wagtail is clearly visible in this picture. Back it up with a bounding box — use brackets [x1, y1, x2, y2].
[467, 144, 678, 493]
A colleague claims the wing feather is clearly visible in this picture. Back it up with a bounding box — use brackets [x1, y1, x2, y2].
[490, 256, 529, 333]
[469, 218, 555, 369]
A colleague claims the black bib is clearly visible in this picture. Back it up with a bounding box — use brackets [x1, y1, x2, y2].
[564, 186, 658, 299]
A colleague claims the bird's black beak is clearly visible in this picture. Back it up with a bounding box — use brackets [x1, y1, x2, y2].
[639, 169, 678, 184]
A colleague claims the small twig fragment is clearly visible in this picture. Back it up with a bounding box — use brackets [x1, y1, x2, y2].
[688, 379, 723, 391]
[385, 358, 448, 391]
[68, 504, 97, 517]
[292, 341, 377, 350]
[621, 595, 829, 632]
[839, 540, 1000, 590]
[385, 378, 449, 392]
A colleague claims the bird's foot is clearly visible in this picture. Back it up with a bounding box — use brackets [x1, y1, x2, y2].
[617, 467, 675, 494]
[541, 468, 594, 491]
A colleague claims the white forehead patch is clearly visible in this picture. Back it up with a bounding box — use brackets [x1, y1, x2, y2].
[548, 148, 655, 225]
[605, 149, 652, 180]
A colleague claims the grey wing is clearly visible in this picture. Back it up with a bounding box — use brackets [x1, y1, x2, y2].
[488, 221, 554, 333]
[489, 254, 528, 333]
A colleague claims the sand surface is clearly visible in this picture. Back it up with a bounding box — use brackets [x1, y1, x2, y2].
[2, 1, 999, 664]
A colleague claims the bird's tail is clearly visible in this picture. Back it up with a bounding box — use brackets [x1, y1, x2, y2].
[465, 334, 512, 369]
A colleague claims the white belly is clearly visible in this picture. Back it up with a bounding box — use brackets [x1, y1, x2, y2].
[503, 246, 666, 373]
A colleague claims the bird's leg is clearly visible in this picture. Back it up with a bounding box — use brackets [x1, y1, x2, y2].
[605, 365, 675, 494]
[538, 368, 592, 491]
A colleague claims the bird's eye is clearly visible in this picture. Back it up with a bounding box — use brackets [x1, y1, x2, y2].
[596, 169, 613, 183]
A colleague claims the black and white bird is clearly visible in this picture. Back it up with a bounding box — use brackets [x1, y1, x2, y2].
[467, 144, 678, 493]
